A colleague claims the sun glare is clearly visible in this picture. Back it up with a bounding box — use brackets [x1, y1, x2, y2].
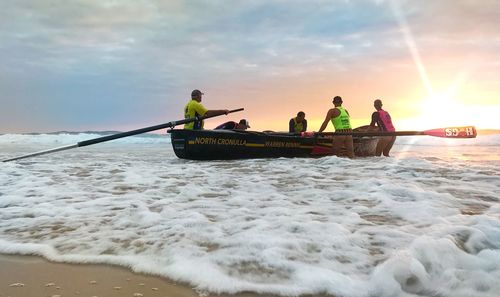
[418, 94, 464, 129]
[390, 1, 498, 131]
[398, 92, 499, 130]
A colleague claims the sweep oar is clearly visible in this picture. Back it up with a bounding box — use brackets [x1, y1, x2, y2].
[316, 126, 477, 138]
[2, 108, 244, 162]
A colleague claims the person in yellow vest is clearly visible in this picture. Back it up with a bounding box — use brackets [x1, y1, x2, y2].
[184, 89, 229, 130]
[289, 111, 307, 134]
[318, 96, 354, 158]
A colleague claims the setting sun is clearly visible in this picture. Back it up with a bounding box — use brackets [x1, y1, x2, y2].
[395, 92, 499, 131]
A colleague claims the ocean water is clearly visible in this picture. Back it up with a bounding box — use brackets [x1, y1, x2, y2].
[1, 133, 499, 297]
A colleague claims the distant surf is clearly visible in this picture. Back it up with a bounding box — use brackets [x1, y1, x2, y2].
[0, 132, 170, 145]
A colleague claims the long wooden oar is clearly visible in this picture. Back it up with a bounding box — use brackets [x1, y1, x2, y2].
[2, 108, 244, 162]
[315, 126, 477, 138]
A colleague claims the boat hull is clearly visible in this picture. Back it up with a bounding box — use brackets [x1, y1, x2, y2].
[169, 129, 379, 160]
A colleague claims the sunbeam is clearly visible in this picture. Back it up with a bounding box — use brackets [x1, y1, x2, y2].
[389, 1, 433, 97]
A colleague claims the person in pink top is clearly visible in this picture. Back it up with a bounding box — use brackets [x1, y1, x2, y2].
[370, 99, 396, 157]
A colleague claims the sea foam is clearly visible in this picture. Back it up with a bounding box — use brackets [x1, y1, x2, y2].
[0, 133, 499, 297]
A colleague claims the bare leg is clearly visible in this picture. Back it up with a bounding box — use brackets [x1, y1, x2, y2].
[331, 136, 344, 156]
[345, 136, 354, 158]
[375, 137, 388, 156]
[382, 136, 396, 157]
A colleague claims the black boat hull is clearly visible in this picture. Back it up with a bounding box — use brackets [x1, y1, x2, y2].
[169, 129, 379, 160]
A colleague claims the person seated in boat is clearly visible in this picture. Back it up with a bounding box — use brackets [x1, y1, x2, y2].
[184, 89, 229, 130]
[215, 119, 250, 130]
[318, 96, 354, 158]
[370, 99, 396, 157]
[289, 111, 307, 134]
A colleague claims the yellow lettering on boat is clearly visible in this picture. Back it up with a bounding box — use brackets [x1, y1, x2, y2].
[265, 141, 283, 147]
[217, 138, 247, 146]
[192, 137, 246, 146]
[265, 141, 301, 148]
[194, 137, 217, 145]
[193, 138, 301, 147]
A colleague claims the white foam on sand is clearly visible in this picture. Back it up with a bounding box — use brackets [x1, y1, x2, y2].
[0, 134, 499, 297]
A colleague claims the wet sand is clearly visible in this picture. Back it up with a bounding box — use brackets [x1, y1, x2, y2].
[0, 254, 280, 297]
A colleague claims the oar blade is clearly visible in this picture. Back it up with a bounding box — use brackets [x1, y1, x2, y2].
[424, 126, 477, 138]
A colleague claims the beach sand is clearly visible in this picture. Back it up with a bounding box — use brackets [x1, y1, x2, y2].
[0, 254, 287, 297]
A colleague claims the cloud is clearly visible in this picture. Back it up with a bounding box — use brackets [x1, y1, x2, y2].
[1, 0, 499, 132]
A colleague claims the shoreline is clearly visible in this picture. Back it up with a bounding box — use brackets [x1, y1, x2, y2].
[0, 253, 289, 297]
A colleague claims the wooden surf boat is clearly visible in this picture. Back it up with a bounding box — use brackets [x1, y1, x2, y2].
[168, 126, 379, 160]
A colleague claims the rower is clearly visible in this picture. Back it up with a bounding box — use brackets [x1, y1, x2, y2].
[289, 111, 307, 134]
[215, 119, 251, 130]
[370, 99, 396, 157]
[318, 96, 354, 158]
[184, 89, 229, 130]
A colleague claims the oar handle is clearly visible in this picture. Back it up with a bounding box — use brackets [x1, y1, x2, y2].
[227, 108, 245, 113]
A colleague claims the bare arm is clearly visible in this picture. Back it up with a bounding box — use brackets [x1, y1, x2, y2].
[318, 109, 335, 132]
[370, 112, 378, 127]
[205, 109, 229, 117]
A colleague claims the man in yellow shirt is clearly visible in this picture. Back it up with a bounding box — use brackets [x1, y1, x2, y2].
[184, 89, 229, 130]
[289, 111, 307, 134]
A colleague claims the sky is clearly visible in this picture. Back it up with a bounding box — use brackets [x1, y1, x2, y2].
[0, 0, 499, 133]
